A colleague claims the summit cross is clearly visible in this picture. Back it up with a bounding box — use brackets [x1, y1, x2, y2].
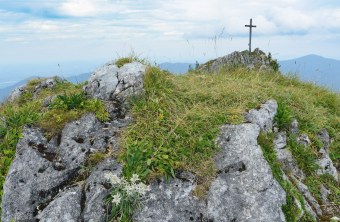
[245, 18, 256, 52]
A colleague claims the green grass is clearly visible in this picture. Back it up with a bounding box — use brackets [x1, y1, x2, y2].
[118, 66, 339, 218]
[258, 133, 315, 221]
[0, 64, 339, 220]
[115, 54, 146, 68]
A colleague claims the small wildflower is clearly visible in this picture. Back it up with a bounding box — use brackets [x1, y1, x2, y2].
[135, 183, 151, 195]
[111, 193, 121, 206]
[104, 173, 121, 185]
[130, 174, 140, 183]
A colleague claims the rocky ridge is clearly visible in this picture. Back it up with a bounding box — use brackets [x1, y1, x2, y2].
[1, 57, 339, 221]
[197, 48, 278, 73]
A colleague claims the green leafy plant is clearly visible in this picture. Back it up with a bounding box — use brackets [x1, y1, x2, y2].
[287, 134, 318, 176]
[268, 52, 280, 72]
[49, 92, 87, 110]
[105, 173, 150, 222]
[274, 100, 292, 131]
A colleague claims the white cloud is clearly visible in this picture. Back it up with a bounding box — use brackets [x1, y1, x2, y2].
[0, 0, 340, 64]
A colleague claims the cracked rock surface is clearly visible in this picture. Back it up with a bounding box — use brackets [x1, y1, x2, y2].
[1, 114, 127, 222]
[134, 100, 286, 222]
[84, 61, 146, 102]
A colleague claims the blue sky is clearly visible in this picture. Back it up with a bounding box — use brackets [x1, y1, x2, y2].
[0, 0, 340, 77]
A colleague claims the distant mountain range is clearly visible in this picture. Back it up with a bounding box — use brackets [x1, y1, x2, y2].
[159, 63, 194, 74]
[1, 56, 339, 102]
[279, 55, 340, 92]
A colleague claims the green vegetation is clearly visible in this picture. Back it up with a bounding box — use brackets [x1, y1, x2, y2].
[258, 133, 315, 222]
[115, 54, 146, 68]
[0, 59, 339, 221]
[105, 173, 149, 222]
[275, 100, 293, 130]
[0, 78, 109, 214]
[118, 66, 339, 219]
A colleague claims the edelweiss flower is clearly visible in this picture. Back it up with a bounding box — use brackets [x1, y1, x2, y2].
[112, 193, 121, 206]
[124, 184, 136, 196]
[130, 174, 140, 183]
[104, 173, 121, 185]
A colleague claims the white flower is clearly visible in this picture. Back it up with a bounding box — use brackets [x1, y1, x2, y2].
[111, 193, 121, 206]
[124, 184, 136, 196]
[104, 173, 121, 185]
[130, 174, 140, 184]
[135, 183, 151, 195]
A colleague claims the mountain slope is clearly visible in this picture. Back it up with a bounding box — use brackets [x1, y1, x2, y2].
[0, 57, 339, 221]
[279, 55, 340, 92]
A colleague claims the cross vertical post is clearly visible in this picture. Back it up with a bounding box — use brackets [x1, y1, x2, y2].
[245, 18, 256, 52]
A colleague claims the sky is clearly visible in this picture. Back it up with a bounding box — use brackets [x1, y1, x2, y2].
[0, 0, 340, 80]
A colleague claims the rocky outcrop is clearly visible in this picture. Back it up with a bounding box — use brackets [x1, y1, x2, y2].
[7, 77, 59, 102]
[316, 129, 338, 181]
[197, 48, 276, 73]
[134, 100, 286, 222]
[83, 158, 122, 222]
[244, 99, 277, 132]
[37, 186, 83, 222]
[208, 123, 286, 222]
[1, 114, 127, 222]
[84, 61, 146, 102]
[133, 172, 206, 222]
[273, 132, 305, 180]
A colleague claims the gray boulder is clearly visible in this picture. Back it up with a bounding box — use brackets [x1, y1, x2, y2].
[84, 61, 146, 102]
[315, 129, 338, 181]
[297, 134, 311, 147]
[7, 77, 59, 102]
[290, 119, 299, 134]
[37, 186, 83, 222]
[83, 158, 122, 222]
[7, 85, 26, 102]
[294, 178, 322, 216]
[274, 132, 305, 180]
[209, 123, 286, 222]
[244, 99, 278, 132]
[134, 172, 206, 222]
[1, 114, 127, 222]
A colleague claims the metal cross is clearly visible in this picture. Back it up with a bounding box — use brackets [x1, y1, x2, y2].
[245, 18, 256, 52]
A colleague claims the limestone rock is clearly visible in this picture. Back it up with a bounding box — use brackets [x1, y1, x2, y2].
[317, 129, 331, 150]
[83, 158, 122, 222]
[133, 172, 206, 222]
[274, 131, 287, 149]
[198, 48, 275, 73]
[210, 123, 286, 222]
[7, 85, 26, 102]
[37, 186, 83, 222]
[274, 132, 305, 180]
[7, 77, 59, 102]
[290, 119, 299, 134]
[320, 184, 331, 205]
[135, 100, 286, 222]
[294, 179, 322, 216]
[244, 99, 278, 132]
[297, 134, 311, 147]
[316, 154, 338, 181]
[1, 114, 126, 222]
[315, 130, 338, 181]
[84, 61, 146, 102]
